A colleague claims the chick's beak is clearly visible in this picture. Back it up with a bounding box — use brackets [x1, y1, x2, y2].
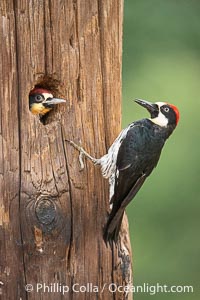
[135, 99, 158, 115]
[44, 98, 66, 105]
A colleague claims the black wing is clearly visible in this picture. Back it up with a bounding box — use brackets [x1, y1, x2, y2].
[104, 173, 147, 243]
[104, 123, 162, 243]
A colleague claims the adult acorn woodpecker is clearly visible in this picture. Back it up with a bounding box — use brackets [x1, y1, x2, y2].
[68, 99, 180, 243]
[29, 88, 66, 116]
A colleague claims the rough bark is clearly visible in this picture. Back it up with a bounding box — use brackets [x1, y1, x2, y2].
[0, 1, 132, 299]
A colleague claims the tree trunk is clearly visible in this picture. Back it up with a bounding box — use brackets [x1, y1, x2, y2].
[0, 1, 133, 299]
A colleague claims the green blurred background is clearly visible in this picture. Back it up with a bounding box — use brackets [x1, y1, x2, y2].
[122, 1, 200, 299]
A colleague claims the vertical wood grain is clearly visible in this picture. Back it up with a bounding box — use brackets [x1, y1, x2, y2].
[0, 1, 26, 299]
[0, 0, 132, 299]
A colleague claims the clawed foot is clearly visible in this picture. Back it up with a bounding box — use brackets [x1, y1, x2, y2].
[66, 139, 99, 170]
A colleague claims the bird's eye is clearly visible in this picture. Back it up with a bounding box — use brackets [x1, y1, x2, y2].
[35, 95, 43, 102]
[164, 107, 170, 113]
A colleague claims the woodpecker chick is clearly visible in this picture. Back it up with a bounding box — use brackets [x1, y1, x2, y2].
[68, 99, 180, 244]
[29, 88, 66, 116]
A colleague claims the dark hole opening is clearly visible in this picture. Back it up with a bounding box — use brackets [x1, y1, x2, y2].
[29, 75, 65, 125]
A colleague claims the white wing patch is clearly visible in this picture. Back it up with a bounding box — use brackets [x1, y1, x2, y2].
[99, 123, 134, 201]
[99, 125, 132, 178]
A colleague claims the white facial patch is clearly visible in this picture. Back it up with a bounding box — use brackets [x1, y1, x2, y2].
[155, 101, 166, 106]
[149, 102, 168, 127]
[42, 93, 53, 102]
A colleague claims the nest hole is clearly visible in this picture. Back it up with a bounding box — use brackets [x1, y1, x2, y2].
[30, 75, 66, 125]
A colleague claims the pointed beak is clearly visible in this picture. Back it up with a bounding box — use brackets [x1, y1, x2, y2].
[45, 98, 66, 105]
[135, 99, 158, 115]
